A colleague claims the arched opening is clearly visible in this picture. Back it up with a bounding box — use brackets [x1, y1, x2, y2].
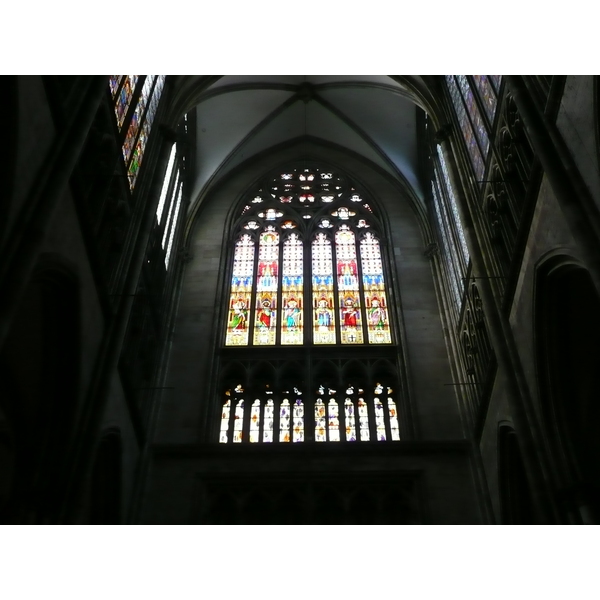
[498, 424, 535, 524]
[536, 261, 600, 522]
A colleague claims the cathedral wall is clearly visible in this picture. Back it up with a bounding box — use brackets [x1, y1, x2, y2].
[9, 77, 57, 240]
[555, 76, 600, 213]
[479, 175, 581, 521]
[143, 443, 482, 524]
[154, 143, 462, 445]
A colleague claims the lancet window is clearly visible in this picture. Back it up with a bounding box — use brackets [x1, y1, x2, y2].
[108, 75, 166, 190]
[218, 380, 400, 444]
[224, 166, 393, 347]
[445, 75, 502, 181]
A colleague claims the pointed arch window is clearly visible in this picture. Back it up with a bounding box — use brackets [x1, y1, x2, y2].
[224, 166, 393, 347]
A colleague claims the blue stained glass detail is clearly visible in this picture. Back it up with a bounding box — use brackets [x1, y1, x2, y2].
[472, 75, 498, 122]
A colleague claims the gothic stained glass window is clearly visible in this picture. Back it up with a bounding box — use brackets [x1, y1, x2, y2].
[224, 166, 393, 347]
[293, 399, 304, 442]
[358, 396, 370, 441]
[472, 75, 499, 123]
[388, 396, 400, 441]
[219, 399, 231, 443]
[127, 75, 165, 190]
[279, 398, 291, 442]
[312, 233, 336, 344]
[445, 75, 485, 180]
[281, 233, 303, 345]
[336, 226, 363, 344]
[114, 75, 138, 131]
[253, 227, 279, 346]
[109, 76, 124, 100]
[249, 399, 261, 443]
[315, 398, 327, 442]
[108, 75, 166, 192]
[344, 398, 357, 441]
[226, 235, 255, 346]
[360, 233, 391, 344]
[328, 399, 340, 442]
[263, 399, 274, 442]
[233, 399, 244, 443]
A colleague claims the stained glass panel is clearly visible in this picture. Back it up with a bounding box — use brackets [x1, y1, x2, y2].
[312, 233, 335, 344]
[279, 399, 291, 442]
[388, 397, 400, 441]
[249, 399, 261, 443]
[315, 398, 327, 441]
[432, 180, 462, 312]
[115, 75, 138, 131]
[123, 75, 156, 165]
[445, 75, 484, 180]
[281, 233, 303, 345]
[109, 76, 123, 99]
[436, 145, 470, 266]
[374, 397, 387, 441]
[226, 235, 255, 346]
[233, 399, 244, 443]
[472, 75, 498, 122]
[263, 399, 274, 442]
[328, 399, 340, 442]
[127, 76, 165, 190]
[219, 399, 230, 443]
[360, 233, 391, 344]
[456, 75, 489, 157]
[293, 399, 304, 442]
[253, 227, 279, 345]
[336, 226, 363, 344]
[358, 397, 370, 441]
[488, 76, 502, 93]
[344, 398, 357, 441]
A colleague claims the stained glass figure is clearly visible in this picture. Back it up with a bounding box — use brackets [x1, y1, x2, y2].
[115, 75, 138, 131]
[337, 226, 363, 344]
[361, 233, 391, 344]
[315, 398, 327, 441]
[126, 75, 165, 190]
[263, 399, 274, 442]
[388, 397, 400, 441]
[254, 227, 279, 345]
[123, 75, 155, 165]
[358, 397, 370, 441]
[472, 75, 498, 122]
[109, 76, 123, 99]
[279, 399, 291, 442]
[233, 399, 244, 443]
[219, 399, 231, 443]
[374, 396, 387, 441]
[445, 76, 485, 180]
[249, 399, 261, 443]
[328, 399, 340, 442]
[281, 233, 303, 345]
[226, 235, 255, 346]
[312, 233, 335, 344]
[156, 143, 177, 225]
[293, 399, 304, 442]
[344, 398, 357, 441]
